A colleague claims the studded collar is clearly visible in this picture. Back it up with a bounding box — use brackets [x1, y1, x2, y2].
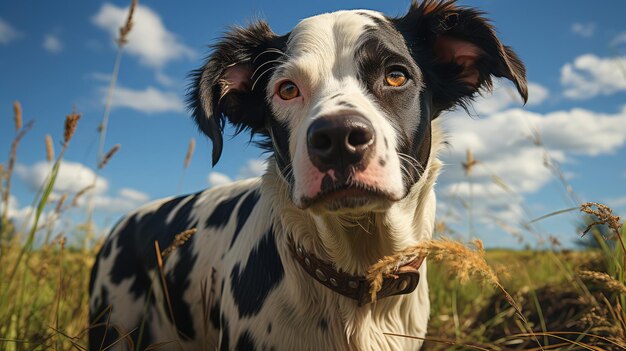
[287, 237, 426, 306]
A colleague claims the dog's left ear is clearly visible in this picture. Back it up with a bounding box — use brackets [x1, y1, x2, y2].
[188, 21, 284, 166]
[395, 1, 528, 111]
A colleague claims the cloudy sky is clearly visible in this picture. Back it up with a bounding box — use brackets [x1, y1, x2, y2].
[0, 1, 625, 248]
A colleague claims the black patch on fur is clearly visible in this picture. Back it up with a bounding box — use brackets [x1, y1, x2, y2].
[106, 192, 203, 341]
[108, 214, 151, 299]
[88, 252, 100, 295]
[230, 228, 284, 318]
[220, 314, 231, 351]
[329, 93, 342, 100]
[378, 157, 386, 167]
[210, 301, 220, 330]
[136, 312, 154, 351]
[100, 217, 124, 259]
[206, 192, 246, 229]
[390, 1, 527, 112]
[354, 16, 432, 192]
[229, 190, 261, 248]
[267, 323, 272, 334]
[89, 286, 118, 351]
[187, 21, 290, 166]
[100, 238, 113, 259]
[236, 331, 257, 351]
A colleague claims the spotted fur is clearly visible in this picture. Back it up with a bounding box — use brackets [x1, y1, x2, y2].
[89, 1, 526, 350]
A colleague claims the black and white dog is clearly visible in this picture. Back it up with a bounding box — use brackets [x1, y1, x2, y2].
[89, 1, 527, 350]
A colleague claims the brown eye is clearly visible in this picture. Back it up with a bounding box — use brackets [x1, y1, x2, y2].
[385, 70, 407, 87]
[278, 81, 300, 100]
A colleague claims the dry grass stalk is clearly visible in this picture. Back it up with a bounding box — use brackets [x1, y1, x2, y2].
[45, 134, 54, 162]
[184, 138, 195, 169]
[54, 193, 67, 215]
[13, 100, 22, 132]
[368, 238, 544, 349]
[580, 202, 625, 265]
[71, 185, 95, 207]
[578, 270, 626, 295]
[117, 0, 138, 47]
[580, 202, 622, 237]
[2, 120, 34, 221]
[98, 144, 121, 169]
[367, 238, 500, 303]
[161, 228, 197, 258]
[63, 109, 81, 145]
[462, 149, 478, 176]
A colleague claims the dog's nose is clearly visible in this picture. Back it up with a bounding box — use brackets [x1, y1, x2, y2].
[307, 115, 375, 172]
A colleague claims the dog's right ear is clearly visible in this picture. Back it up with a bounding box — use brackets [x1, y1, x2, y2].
[188, 21, 284, 166]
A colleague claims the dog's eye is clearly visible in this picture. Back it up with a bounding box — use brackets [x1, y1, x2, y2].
[385, 70, 407, 87]
[278, 81, 300, 100]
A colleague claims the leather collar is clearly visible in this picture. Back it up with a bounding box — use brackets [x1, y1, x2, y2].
[288, 237, 426, 306]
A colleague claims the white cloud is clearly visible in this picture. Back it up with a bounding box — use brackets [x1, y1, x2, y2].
[561, 54, 626, 99]
[439, 104, 626, 229]
[92, 3, 195, 68]
[473, 80, 549, 115]
[611, 32, 626, 47]
[43, 34, 63, 53]
[14, 160, 150, 214]
[0, 195, 35, 231]
[208, 172, 233, 187]
[15, 161, 108, 195]
[0, 18, 20, 45]
[571, 22, 595, 38]
[90, 188, 150, 213]
[606, 195, 626, 208]
[108, 85, 185, 113]
[207, 159, 268, 187]
[527, 82, 550, 107]
[91, 72, 112, 82]
[155, 70, 177, 87]
[237, 159, 267, 179]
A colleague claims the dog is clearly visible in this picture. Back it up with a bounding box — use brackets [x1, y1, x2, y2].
[88, 1, 527, 350]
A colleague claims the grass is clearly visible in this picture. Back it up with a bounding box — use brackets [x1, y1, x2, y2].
[1, 1, 625, 350]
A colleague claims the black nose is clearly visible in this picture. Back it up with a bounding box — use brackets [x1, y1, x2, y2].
[307, 115, 375, 172]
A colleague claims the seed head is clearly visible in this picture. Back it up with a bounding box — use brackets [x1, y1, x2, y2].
[13, 100, 22, 132]
[64, 109, 81, 145]
[118, 0, 138, 46]
[184, 138, 196, 169]
[98, 144, 121, 169]
[45, 134, 54, 162]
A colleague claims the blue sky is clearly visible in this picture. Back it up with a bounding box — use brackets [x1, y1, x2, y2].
[1, 1, 625, 248]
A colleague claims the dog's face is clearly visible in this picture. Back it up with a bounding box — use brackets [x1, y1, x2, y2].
[189, 1, 527, 213]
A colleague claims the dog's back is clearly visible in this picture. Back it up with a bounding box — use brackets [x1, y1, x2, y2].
[89, 178, 265, 350]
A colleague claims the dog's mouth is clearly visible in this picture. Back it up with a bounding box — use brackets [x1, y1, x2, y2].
[299, 182, 397, 211]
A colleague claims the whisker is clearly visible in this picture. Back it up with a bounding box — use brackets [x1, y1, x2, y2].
[252, 66, 279, 92]
[253, 48, 288, 63]
[251, 59, 285, 82]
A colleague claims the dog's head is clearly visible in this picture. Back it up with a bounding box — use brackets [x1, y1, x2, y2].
[188, 1, 527, 213]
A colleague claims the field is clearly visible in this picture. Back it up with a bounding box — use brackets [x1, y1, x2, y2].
[0, 230, 624, 350]
[1, 1, 626, 350]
